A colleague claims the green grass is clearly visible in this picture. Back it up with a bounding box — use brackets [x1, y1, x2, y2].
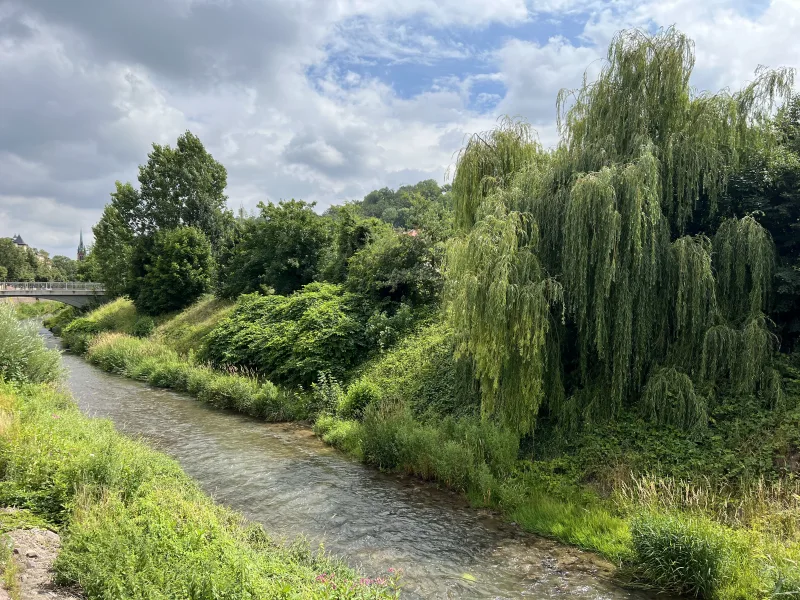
[153, 295, 234, 355]
[12, 300, 63, 319]
[86, 332, 305, 421]
[0, 303, 63, 385]
[0, 382, 400, 599]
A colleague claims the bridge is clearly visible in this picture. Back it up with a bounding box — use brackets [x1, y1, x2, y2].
[0, 282, 107, 308]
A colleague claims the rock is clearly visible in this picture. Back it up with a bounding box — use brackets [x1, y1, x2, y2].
[26, 550, 39, 558]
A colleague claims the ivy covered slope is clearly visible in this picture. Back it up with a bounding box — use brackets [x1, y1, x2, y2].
[0, 305, 398, 599]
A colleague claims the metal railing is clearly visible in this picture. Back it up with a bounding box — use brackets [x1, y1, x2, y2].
[0, 282, 106, 293]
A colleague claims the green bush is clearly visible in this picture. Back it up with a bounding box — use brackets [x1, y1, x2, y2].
[630, 511, 762, 599]
[132, 316, 156, 338]
[313, 415, 363, 457]
[202, 283, 371, 386]
[0, 304, 63, 384]
[153, 295, 233, 354]
[339, 378, 381, 419]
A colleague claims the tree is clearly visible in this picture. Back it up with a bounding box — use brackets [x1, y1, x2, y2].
[92, 198, 135, 296]
[132, 227, 213, 315]
[346, 229, 442, 308]
[447, 28, 793, 434]
[51, 256, 78, 281]
[359, 180, 447, 228]
[216, 200, 331, 298]
[0, 239, 32, 281]
[320, 204, 391, 282]
[135, 131, 231, 241]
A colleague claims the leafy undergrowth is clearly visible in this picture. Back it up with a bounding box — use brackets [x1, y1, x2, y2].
[0, 382, 400, 599]
[12, 300, 63, 319]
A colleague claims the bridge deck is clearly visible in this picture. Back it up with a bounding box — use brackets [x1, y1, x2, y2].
[0, 282, 107, 308]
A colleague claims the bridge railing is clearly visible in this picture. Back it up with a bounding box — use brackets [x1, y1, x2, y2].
[0, 282, 106, 293]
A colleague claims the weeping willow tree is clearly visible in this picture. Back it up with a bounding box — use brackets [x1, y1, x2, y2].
[447, 27, 793, 435]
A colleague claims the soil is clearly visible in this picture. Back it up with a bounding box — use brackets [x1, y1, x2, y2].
[4, 528, 81, 600]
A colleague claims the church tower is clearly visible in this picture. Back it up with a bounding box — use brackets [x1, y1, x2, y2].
[77, 230, 86, 261]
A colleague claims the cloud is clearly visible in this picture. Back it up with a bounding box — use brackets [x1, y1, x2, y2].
[1, 0, 798, 258]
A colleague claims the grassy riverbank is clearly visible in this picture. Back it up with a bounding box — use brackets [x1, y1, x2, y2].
[49, 298, 800, 598]
[1, 304, 399, 599]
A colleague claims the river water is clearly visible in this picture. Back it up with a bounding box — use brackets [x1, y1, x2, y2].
[45, 331, 652, 600]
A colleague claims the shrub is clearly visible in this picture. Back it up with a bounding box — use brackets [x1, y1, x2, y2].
[630, 510, 762, 599]
[203, 284, 371, 386]
[339, 378, 382, 420]
[132, 316, 156, 338]
[0, 304, 63, 384]
[313, 415, 363, 457]
[153, 296, 233, 354]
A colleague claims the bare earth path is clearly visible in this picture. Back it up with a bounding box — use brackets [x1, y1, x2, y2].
[3, 529, 81, 600]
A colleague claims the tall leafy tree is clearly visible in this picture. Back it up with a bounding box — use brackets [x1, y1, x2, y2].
[92, 194, 135, 297]
[216, 200, 331, 298]
[447, 28, 793, 434]
[135, 131, 231, 241]
[0, 239, 33, 281]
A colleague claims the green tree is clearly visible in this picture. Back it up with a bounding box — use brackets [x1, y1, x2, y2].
[447, 28, 792, 434]
[0, 239, 32, 281]
[321, 205, 391, 282]
[135, 132, 231, 240]
[216, 200, 330, 298]
[346, 229, 442, 308]
[133, 227, 213, 315]
[92, 196, 135, 296]
[51, 256, 78, 281]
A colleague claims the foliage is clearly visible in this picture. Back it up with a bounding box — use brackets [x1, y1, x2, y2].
[131, 226, 213, 315]
[0, 304, 63, 384]
[346, 229, 443, 308]
[131, 316, 156, 338]
[129, 131, 231, 241]
[13, 300, 62, 319]
[358, 179, 445, 229]
[347, 321, 480, 418]
[0, 382, 399, 599]
[60, 298, 138, 352]
[321, 205, 391, 282]
[203, 283, 370, 386]
[92, 198, 135, 297]
[216, 200, 331, 298]
[447, 27, 794, 434]
[0, 238, 33, 281]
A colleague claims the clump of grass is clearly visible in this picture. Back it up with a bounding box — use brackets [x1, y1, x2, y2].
[314, 414, 363, 457]
[0, 381, 400, 599]
[60, 298, 139, 352]
[0, 534, 21, 600]
[86, 333, 301, 421]
[0, 303, 63, 384]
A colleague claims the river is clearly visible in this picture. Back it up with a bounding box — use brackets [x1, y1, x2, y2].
[45, 330, 652, 599]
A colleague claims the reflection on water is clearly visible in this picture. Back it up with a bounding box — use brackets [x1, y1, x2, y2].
[46, 330, 652, 599]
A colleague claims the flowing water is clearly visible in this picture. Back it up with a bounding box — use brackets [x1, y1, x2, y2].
[45, 331, 654, 600]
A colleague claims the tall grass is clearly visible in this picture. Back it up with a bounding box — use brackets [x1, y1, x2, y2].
[12, 300, 63, 319]
[0, 382, 399, 599]
[153, 295, 234, 354]
[86, 333, 303, 421]
[0, 304, 63, 384]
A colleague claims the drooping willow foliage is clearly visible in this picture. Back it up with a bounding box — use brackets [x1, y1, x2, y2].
[447, 28, 793, 435]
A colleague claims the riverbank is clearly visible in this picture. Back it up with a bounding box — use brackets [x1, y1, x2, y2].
[0, 381, 399, 599]
[47, 298, 800, 598]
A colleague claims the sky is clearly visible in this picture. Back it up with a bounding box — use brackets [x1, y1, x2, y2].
[0, 0, 798, 258]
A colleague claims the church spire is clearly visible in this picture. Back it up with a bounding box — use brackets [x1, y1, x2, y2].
[77, 229, 86, 261]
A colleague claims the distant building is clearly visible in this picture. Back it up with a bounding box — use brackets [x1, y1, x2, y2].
[11, 234, 28, 251]
[77, 230, 86, 261]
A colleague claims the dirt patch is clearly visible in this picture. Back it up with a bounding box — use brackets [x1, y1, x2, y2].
[5, 528, 81, 599]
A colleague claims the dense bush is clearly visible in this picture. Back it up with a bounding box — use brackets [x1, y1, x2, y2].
[202, 283, 371, 386]
[130, 226, 214, 315]
[0, 304, 62, 384]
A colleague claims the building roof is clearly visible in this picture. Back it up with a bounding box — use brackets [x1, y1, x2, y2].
[12, 234, 26, 246]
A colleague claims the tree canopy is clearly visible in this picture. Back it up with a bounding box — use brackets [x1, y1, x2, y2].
[447, 27, 794, 435]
